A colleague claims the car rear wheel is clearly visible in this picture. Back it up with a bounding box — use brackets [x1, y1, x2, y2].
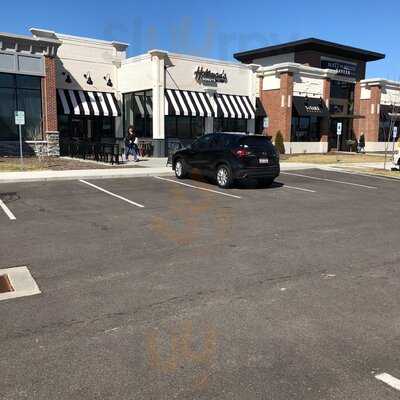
[175, 159, 188, 179]
[216, 164, 233, 188]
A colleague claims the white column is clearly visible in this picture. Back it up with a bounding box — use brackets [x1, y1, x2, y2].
[151, 52, 165, 140]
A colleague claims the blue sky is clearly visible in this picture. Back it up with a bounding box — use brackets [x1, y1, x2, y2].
[3, 0, 400, 78]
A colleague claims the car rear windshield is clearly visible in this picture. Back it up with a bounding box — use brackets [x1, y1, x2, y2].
[238, 136, 275, 149]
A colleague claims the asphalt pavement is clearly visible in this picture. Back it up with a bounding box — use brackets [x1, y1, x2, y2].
[1, 169, 400, 399]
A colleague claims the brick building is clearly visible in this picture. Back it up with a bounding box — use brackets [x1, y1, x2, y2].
[235, 38, 391, 152]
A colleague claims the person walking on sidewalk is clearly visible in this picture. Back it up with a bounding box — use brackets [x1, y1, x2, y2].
[125, 125, 139, 162]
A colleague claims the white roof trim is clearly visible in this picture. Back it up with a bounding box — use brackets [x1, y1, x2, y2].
[361, 78, 400, 89]
[257, 62, 339, 79]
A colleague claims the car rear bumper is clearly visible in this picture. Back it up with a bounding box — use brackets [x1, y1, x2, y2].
[234, 165, 280, 180]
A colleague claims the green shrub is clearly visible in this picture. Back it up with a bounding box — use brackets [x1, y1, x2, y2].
[274, 131, 285, 154]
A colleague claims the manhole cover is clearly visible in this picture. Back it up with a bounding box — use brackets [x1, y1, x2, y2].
[0, 275, 14, 293]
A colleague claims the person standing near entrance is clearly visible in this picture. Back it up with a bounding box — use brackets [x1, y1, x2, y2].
[125, 125, 139, 162]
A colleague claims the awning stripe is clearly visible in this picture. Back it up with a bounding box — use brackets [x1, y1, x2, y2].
[166, 89, 181, 116]
[199, 92, 213, 117]
[208, 92, 218, 117]
[222, 95, 235, 118]
[57, 89, 121, 117]
[83, 91, 95, 116]
[163, 89, 254, 119]
[243, 96, 256, 119]
[235, 96, 248, 119]
[57, 89, 70, 114]
[106, 92, 118, 117]
[78, 91, 90, 116]
[67, 90, 79, 115]
[183, 91, 196, 115]
[230, 96, 242, 119]
[88, 92, 100, 116]
[191, 92, 205, 117]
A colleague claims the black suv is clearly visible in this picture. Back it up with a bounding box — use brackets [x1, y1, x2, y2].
[172, 133, 280, 188]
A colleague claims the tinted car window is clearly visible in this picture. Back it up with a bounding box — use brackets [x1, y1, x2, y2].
[238, 136, 275, 150]
[193, 134, 213, 150]
[219, 134, 242, 148]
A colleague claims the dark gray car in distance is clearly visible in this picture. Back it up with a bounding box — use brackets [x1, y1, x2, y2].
[172, 133, 280, 188]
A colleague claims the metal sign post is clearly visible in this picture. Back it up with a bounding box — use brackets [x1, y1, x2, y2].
[15, 111, 25, 169]
[392, 126, 398, 160]
[336, 122, 342, 152]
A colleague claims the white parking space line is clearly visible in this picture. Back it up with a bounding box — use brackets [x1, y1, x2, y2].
[327, 167, 400, 182]
[283, 185, 316, 193]
[281, 172, 377, 189]
[375, 373, 400, 391]
[0, 199, 16, 220]
[154, 176, 242, 199]
[79, 180, 145, 208]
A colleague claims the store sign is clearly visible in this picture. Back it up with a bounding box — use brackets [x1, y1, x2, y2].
[194, 67, 227, 84]
[304, 105, 323, 113]
[321, 59, 357, 78]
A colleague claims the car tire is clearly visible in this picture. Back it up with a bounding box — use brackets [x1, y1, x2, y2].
[216, 164, 233, 188]
[258, 177, 274, 187]
[174, 159, 188, 179]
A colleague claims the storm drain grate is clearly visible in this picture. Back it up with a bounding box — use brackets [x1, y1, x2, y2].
[0, 275, 14, 293]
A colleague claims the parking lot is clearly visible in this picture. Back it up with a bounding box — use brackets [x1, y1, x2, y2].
[1, 169, 400, 399]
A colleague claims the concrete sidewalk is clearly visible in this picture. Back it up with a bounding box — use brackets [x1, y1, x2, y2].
[0, 161, 317, 183]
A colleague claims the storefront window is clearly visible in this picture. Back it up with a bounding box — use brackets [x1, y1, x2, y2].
[165, 116, 205, 139]
[214, 118, 247, 133]
[0, 73, 42, 141]
[330, 80, 355, 100]
[379, 119, 400, 142]
[58, 116, 114, 141]
[0, 88, 17, 140]
[123, 90, 152, 138]
[291, 116, 321, 142]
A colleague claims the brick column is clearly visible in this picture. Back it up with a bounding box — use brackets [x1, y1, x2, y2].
[367, 85, 381, 142]
[320, 78, 331, 143]
[353, 82, 362, 139]
[279, 72, 294, 142]
[43, 56, 60, 156]
[258, 71, 293, 143]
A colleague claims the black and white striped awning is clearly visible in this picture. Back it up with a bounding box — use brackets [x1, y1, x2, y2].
[57, 89, 121, 117]
[164, 89, 255, 119]
[215, 93, 255, 119]
[165, 89, 217, 118]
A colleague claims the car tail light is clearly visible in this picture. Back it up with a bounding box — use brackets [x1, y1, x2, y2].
[232, 148, 250, 158]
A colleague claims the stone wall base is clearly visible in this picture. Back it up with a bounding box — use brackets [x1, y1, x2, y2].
[0, 137, 59, 157]
[46, 132, 60, 157]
